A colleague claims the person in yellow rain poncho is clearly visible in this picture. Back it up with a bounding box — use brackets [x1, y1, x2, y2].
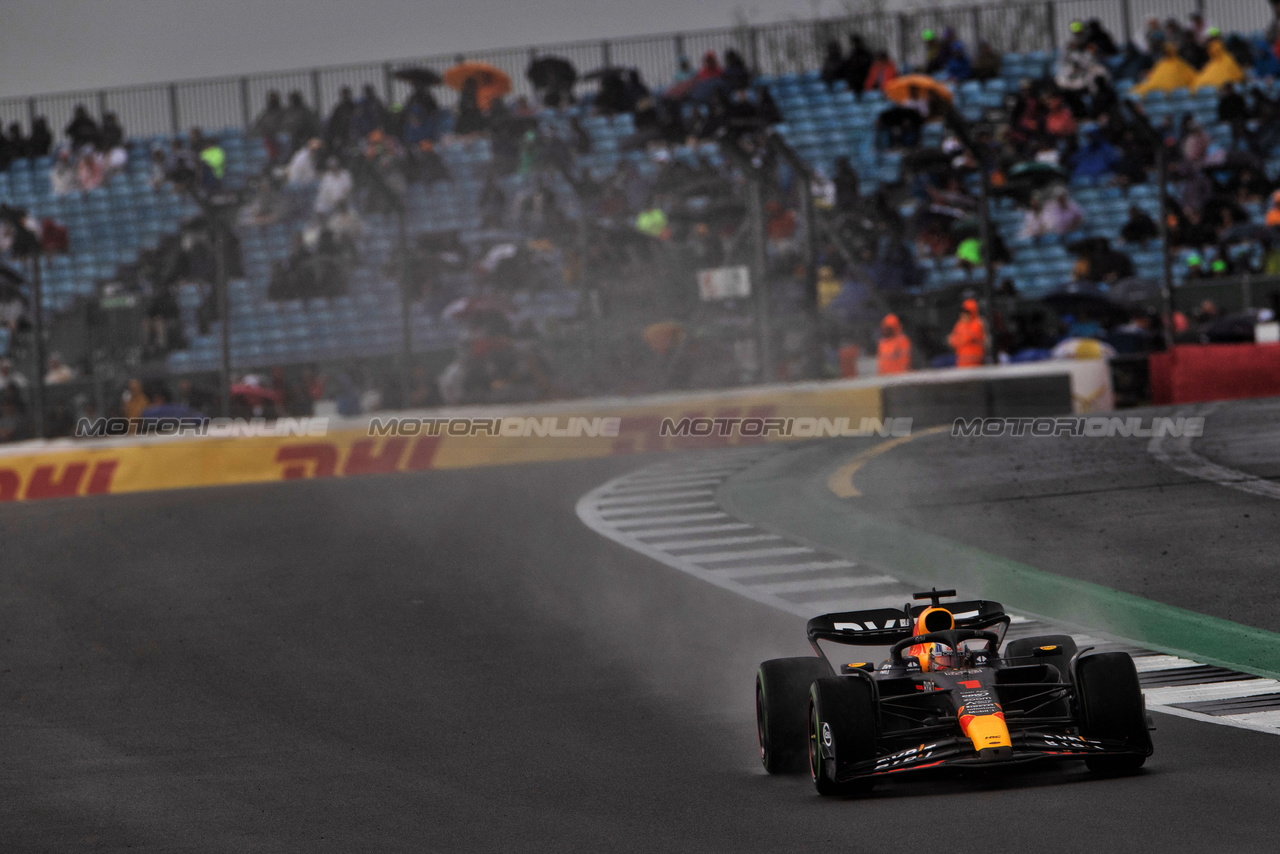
[816, 265, 842, 310]
[1131, 43, 1195, 96]
[1192, 38, 1245, 92]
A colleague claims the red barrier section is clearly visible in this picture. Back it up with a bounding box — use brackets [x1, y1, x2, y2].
[1150, 344, 1280, 404]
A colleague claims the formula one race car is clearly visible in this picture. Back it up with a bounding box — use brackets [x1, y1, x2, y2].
[755, 590, 1154, 795]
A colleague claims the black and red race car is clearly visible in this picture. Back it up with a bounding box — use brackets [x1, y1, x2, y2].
[755, 590, 1154, 795]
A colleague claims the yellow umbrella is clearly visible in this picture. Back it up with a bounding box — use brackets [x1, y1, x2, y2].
[884, 74, 953, 105]
[443, 61, 512, 111]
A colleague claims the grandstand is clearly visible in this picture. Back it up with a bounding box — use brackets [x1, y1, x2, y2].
[1, 2, 1278, 397]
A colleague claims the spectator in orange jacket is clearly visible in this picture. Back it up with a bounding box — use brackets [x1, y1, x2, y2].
[948, 298, 987, 367]
[876, 314, 912, 374]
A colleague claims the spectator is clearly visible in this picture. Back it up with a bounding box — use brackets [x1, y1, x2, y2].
[64, 105, 99, 149]
[971, 42, 1002, 81]
[1044, 95, 1078, 141]
[1042, 189, 1086, 234]
[281, 90, 321, 156]
[1180, 116, 1210, 167]
[722, 50, 752, 91]
[326, 86, 357, 150]
[843, 35, 874, 93]
[1121, 205, 1160, 243]
[672, 56, 696, 84]
[44, 353, 74, 385]
[287, 138, 322, 186]
[4, 123, 26, 162]
[948, 298, 987, 367]
[864, 51, 898, 93]
[820, 41, 846, 90]
[352, 85, 388, 139]
[50, 151, 77, 195]
[28, 117, 52, 157]
[147, 147, 169, 190]
[326, 200, 364, 257]
[251, 91, 286, 160]
[1266, 191, 1280, 227]
[1070, 124, 1121, 180]
[98, 112, 124, 151]
[833, 157, 860, 214]
[454, 78, 486, 136]
[75, 145, 105, 191]
[696, 52, 722, 80]
[195, 131, 226, 189]
[1193, 37, 1245, 90]
[314, 156, 353, 215]
[1217, 81, 1249, 122]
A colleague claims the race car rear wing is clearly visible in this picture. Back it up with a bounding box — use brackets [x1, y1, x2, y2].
[807, 599, 1010, 648]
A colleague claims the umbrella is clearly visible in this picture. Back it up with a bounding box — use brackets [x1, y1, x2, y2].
[394, 67, 442, 87]
[884, 74, 953, 105]
[1051, 337, 1118, 359]
[526, 56, 577, 89]
[1221, 222, 1277, 245]
[442, 295, 512, 322]
[230, 383, 282, 405]
[999, 161, 1069, 201]
[950, 218, 982, 240]
[1041, 281, 1128, 321]
[1008, 161, 1068, 183]
[582, 66, 627, 81]
[1109, 277, 1164, 306]
[0, 262, 25, 287]
[903, 147, 955, 172]
[444, 61, 512, 111]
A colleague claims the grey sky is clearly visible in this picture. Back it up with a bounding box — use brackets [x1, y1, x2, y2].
[0, 0, 861, 98]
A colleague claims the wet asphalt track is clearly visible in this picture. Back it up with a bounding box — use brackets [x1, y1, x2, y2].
[0, 403, 1278, 852]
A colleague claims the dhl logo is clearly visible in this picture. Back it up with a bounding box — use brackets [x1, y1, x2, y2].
[0, 460, 120, 501]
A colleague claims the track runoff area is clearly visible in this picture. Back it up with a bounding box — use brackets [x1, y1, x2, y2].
[578, 402, 1280, 736]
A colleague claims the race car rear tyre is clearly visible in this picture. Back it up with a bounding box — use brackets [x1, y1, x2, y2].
[1075, 652, 1152, 774]
[808, 677, 876, 796]
[756, 657, 831, 774]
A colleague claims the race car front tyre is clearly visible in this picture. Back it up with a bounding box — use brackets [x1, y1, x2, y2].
[756, 657, 831, 774]
[808, 677, 876, 796]
[1075, 652, 1152, 774]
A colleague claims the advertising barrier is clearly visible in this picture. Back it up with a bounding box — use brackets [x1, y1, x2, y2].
[0, 360, 1106, 502]
[1150, 344, 1280, 405]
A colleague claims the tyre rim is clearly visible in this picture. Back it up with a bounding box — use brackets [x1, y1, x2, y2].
[808, 703, 820, 781]
[755, 684, 767, 761]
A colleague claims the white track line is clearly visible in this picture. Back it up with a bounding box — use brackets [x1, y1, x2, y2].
[1148, 403, 1280, 500]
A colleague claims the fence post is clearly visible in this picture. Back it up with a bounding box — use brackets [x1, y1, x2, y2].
[1045, 1, 1058, 53]
[1120, 0, 1133, 46]
[168, 83, 180, 135]
[96, 90, 108, 120]
[970, 6, 982, 48]
[601, 40, 613, 69]
[674, 34, 685, 63]
[749, 26, 761, 73]
[310, 68, 323, 113]
[383, 62, 394, 106]
[240, 77, 252, 129]
[27, 97, 36, 127]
